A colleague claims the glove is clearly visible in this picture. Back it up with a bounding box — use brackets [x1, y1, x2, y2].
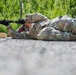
[15, 19, 25, 24]
[0, 20, 9, 26]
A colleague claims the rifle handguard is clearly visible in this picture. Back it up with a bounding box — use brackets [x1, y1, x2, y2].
[0, 19, 26, 25]
[14, 19, 25, 24]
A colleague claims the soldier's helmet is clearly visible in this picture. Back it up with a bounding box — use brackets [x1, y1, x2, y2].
[25, 13, 48, 22]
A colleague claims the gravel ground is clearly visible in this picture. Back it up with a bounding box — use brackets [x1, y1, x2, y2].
[0, 38, 76, 75]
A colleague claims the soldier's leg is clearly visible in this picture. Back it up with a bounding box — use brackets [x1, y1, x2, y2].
[7, 25, 30, 39]
[37, 27, 70, 41]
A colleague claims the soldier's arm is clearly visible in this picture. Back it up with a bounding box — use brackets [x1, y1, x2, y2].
[69, 33, 76, 40]
[37, 27, 70, 41]
[6, 25, 30, 39]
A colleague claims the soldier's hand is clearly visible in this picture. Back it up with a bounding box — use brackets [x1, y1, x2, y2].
[0, 20, 9, 26]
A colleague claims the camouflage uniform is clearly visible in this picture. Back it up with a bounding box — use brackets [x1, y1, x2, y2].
[7, 13, 48, 39]
[7, 13, 76, 40]
[37, 15, 76, 41]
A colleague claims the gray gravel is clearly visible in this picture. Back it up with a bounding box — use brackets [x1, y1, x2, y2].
[0, 38, 76, 75]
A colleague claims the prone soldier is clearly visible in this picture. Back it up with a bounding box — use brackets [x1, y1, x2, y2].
[0, 13, 76, 41]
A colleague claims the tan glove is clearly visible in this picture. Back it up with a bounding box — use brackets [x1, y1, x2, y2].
[0, 32, 7, 38]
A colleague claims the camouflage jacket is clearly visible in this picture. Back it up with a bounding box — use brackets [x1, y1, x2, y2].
[7, 13, 50, 39]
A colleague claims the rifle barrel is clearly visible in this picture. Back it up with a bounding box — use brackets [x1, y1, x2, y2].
[0, 19, 25, 24]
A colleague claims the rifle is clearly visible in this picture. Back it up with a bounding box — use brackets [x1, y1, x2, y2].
[0, 19, 25, 25]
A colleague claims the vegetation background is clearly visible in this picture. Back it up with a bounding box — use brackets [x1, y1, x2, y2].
[0, 0, 76, 33]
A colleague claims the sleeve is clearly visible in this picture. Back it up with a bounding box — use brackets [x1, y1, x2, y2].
[69, 33, 76, 40]
[26, 13, 48, 23]
[6, 25, 30, 39]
